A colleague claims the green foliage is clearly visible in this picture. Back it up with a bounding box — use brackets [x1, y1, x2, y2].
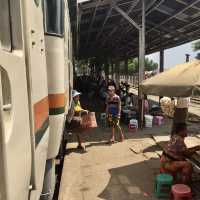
[127, 58, 158, 74]
[192, 41, 200, 51]
[196, 53, 200, 60]
[192, 40, 200, 60]
[77, 60, 88, 74]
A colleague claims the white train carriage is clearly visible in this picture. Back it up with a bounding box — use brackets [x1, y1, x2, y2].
[0, 0, 74, 199]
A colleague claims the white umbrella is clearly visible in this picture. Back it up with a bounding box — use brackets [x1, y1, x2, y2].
[141, 60, 200, 97]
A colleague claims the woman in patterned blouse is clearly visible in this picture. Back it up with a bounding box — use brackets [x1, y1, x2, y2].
[161, 123, 200, 183]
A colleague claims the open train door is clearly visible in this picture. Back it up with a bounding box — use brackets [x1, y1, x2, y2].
[0, 0, 32, 199]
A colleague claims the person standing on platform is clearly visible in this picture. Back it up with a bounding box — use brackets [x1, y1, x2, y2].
[66, 90, 88, 150]
[106, 86, 124, 143]
[171, 97, 190, 135]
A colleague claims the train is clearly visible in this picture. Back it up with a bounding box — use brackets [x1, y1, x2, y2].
[0, 0, 74, 199]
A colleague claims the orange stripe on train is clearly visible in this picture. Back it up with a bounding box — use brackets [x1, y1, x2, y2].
[34, 97, 49, 132]
[48, 93, 65, 108]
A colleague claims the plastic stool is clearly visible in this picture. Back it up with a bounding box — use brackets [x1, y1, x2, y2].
[100, 113, 107, 127]
[155, 173, 173, 198]
[128, 124, 137, 133]
[160, 167, 177, 180]
[100, 113, 106, 121]
[154, 116, 164, 126]
[171, 184, 192, 200]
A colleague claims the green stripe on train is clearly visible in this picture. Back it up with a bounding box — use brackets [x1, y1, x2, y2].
[35, 118, 49, 147]
[49, 107, 65, 115]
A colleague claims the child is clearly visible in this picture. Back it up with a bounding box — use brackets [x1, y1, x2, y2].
[106, 86, 124, 143]
[160, 123, 200, 184]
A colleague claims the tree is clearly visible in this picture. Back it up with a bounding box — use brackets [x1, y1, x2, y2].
[192, 40, 200, 59]
[128, 58, 158, 73]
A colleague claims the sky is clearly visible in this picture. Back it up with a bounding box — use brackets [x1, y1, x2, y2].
[146, 40, 199, 69]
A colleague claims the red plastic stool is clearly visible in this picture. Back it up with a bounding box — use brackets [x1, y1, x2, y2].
[128, 124, 137, 133]
[171, 184, 192, 200]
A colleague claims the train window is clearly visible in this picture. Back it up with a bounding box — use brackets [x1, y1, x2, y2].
[43, 0, 64, 36]
[0, 0, 12, 51]
[9, 1, 23, 49]
[0, 0, 23, 50]
[0, 67, 12, 136]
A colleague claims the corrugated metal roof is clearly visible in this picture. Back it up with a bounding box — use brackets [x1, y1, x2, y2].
[73, 0, 200, 59]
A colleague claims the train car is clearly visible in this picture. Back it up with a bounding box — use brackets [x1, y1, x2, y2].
[0, 0, 74, 199]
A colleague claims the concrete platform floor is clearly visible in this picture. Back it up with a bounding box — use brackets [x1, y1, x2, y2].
[58, 121, 174, 200]
[58, 118, 200, 200]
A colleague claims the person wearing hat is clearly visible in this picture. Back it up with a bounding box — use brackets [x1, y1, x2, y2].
[66, 90, 88, 150]
[106, 85, 124, 143]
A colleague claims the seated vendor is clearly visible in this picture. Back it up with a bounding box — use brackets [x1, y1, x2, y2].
[130, 94, 149, 113]
[161, 123, 200, 184]
[130, 94, 138, 111]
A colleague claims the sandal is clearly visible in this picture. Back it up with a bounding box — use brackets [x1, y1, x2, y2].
[77, 145, 85, 150]
[107, 140, 115, 144]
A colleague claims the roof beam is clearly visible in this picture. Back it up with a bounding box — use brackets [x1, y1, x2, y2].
[101, 0, 141, 45]
[102, 0, 162, 49]
[123, 17, 200, 51]
[155, 8, 189, 23]
[175, 0, 188, 5]
[84, 0, 101, 47]
[146, 0, 200, 35]
[146, 0, 165, 16]
[113, 4, 140, 30]
[108, 13, 200, 56]
[94, 2, 114, 42]
[80, 0, 110, 10]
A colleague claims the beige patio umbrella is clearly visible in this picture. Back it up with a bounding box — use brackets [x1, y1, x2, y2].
[141, 60, 200, 97]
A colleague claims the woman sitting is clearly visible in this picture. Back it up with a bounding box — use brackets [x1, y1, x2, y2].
[161, 123, 200, 184]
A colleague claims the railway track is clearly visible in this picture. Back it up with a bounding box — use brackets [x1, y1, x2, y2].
[191, 97, 200, 104]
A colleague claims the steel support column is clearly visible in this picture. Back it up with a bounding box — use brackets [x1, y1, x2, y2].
[159, 33, 164, 73]
[114, 1, 145, 128]
[115, 60, 120, 90]
[159, 49, 164, 104]
[159, 34, 164, 104]
[160, 50, 164, 73]
[125, 58, 128, 82]
[104, 59, 109, 80]
[185, 54, 190, 62]
[138, 0, 145, 128]
[111, 60, 114, 80]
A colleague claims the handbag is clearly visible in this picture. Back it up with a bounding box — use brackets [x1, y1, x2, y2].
[81, 112, 97, 129]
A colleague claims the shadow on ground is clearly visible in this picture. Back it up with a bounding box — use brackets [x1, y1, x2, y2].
[143, 141, 167, 153]
[98, 158, 159, 200]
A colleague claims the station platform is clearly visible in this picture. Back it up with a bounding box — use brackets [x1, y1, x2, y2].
[58, 116, 200, 200]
